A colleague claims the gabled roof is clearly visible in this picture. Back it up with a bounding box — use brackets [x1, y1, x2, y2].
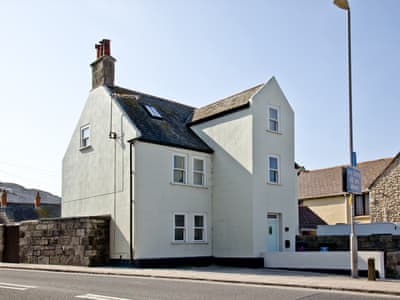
[110, 83, 265, 153]
[369, 152, 400, 189]
[298, 157, 393, 199]
[299, 206, 327, 229]
[190, 83, 264, 124]
[110, 86, 213, 153]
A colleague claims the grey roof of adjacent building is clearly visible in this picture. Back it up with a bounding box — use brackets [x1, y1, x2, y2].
[0, 182, 61, 205]
[110, 83, 265, 154]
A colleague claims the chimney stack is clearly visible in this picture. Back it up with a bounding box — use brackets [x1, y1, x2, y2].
[34, 191, 41, 208]
[91, 39, 116, 89]
[1, 190, 7, 208]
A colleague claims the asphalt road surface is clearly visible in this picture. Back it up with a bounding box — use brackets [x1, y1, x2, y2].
[0, 268, 397, 300]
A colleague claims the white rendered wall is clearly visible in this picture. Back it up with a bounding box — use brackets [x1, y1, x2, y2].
[133, 141, 212, 259]
[62, 87, 137, 259]
[192, 77, 297, 258]
[192, 110, 254, 257]
[251, 77, 297, 255]
[264, 251, 385, 278]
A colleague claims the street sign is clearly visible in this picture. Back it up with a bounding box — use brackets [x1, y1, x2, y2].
[343, 166, 362, 194]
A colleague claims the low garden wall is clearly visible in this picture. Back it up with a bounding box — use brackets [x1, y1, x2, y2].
[18, 215, 110, 266]
[297, 235, 400, 278]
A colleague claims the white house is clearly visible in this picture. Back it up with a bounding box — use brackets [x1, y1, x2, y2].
[62, 39, 297, 267]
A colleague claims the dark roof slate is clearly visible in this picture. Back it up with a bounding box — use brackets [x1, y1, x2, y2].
[190, 83, 264, 124]
[110, 86, 213, 153]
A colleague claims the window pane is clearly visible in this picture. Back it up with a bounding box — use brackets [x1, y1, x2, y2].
[269, 170, 278, 183]
[193, 159, 204, 171]
[364, 194, 370, 215]
[174, 170, 185, 183]
[355, 195, 363, 216]
[269, 157, 278, 170]
[174, 229, 184, 241]
[174, 156, 185, 169]
[193, 173, 204, 185]
[175, 214, 185, 227]
[269, 120, 278, 132]
[194, 229, 203, 241]
[194, 215, 204, 227]
[82, 127, 90, 138]
[269, 108, 278, 120]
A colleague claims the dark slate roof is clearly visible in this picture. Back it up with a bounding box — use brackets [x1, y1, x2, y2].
[190, 83, 264, 124]
[110, 86, 214, 153]
[298, 157, 393, 199]
[0, 204, 61, 224]
[299, 206, 327, 229]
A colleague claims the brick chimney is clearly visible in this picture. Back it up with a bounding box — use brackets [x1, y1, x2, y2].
[34, 191, 41, 208]
[90, 39, 116, 89]
[1, 190, 7, 208]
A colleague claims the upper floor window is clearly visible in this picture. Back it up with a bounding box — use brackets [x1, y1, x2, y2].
[80, 125, 90, 148]
[173, 154, 186, 184]
[268, 106, 279, 133]
[192, 158, 205, 186]
[193, 214, 206, 242]
[173, 213, 186, 242]
[354, 194, 369, 216]
[268, 155, 280, 184]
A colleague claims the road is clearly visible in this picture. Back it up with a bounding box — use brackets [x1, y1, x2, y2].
[0, 268, 397, 300]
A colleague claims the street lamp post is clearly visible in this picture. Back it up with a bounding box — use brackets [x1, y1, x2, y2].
[333, 0, 358, 278]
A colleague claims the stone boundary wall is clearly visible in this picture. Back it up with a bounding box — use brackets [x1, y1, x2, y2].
[18, 215, 110, 266]
[297, 235, 400, 278]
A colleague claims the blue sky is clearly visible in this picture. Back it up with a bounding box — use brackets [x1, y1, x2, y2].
[0, 0, 399, 195]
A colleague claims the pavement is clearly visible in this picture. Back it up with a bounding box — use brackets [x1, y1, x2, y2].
[0, 263, 399, 297]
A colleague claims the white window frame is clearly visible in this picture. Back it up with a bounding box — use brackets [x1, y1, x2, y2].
[268, 106, 280, 133]
[173, 213, 187, 242]
[192, 157, 206, 186]
[267, 155, 280, 184]
[80, 124, 91, 149]
[192, 213, 207, 242]
[172, 154, 187, 184]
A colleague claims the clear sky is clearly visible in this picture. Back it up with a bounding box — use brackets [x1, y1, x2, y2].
[0, 0, 399, 195]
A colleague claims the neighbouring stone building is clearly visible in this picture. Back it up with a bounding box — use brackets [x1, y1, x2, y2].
[370, 152, 400, 222]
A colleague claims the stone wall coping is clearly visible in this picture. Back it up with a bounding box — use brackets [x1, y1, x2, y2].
[19, 215, 111, 225]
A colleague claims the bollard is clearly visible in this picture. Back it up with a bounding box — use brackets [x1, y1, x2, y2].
[368, 258, 376, 281]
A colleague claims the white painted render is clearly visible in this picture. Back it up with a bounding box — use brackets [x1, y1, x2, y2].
[62, 87, 138, 259]
[63, 77, 297, 262]
[264, 251, 385, 278]
[191, 77, 297, 258]
[133, 141, 212, 259]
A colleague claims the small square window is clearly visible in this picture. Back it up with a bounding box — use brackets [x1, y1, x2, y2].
[80, 125, 90, 148]
[144, 104, 162, 119]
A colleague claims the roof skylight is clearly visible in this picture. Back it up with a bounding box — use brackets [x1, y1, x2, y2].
[144, 104, 162, 119]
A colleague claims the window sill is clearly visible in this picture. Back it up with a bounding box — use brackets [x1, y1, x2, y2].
[266, 129, 282, 135]
[266, 182, 282, 186]
[79, 145, 92, 151]
[170, 182, 208, 189]
[171, 241, 208, 245]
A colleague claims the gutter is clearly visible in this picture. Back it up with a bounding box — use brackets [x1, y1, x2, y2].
[129, 141, 134, 263]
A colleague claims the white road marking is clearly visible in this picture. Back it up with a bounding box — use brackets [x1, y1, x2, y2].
[75, 294, 131, 300]
[0, 282, 37, 291]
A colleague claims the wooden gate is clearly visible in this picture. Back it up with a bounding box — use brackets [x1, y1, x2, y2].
[3, 225, 19, 263]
